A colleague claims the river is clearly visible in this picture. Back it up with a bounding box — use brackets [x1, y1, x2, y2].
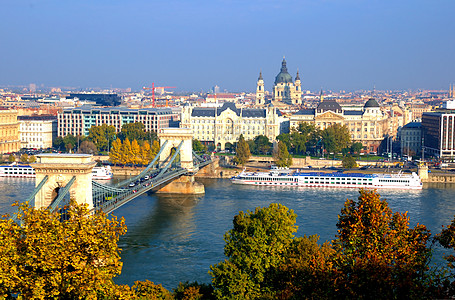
[1, 177, 455, 290]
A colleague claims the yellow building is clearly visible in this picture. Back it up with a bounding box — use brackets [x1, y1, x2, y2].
[290, 98, 390, 153]
[0, 108, 21, 154]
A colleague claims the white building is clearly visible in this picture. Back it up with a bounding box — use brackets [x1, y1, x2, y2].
[18, 115, 57, 149]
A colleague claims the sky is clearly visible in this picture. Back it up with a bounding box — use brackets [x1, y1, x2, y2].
[1, 0, 455, 93]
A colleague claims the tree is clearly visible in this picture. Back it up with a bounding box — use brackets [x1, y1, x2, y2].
[193, 139, 207, 153]
[109, 138, 123, 165]
[150, 140, 160, 162]
[118, 122, 148, 143]
[273, 141, 292, 168]
[131, 280, 173, 299]
[351, 142, 364, 155]
[29, 155, 36, 163]
[88, 124, 116, 152]
[8, 154, 15, 163]
[140, 141, 152, 165]
[20, 153, 29, 163]
[121, 138, 133, 164]
[321, 124, 351, 156]
[253, 135, 271, 155]
[63, 134, 77, 153]
[234, 134, 250, 166]
[332, 190, 433, 299]
[342, 155, 357, 169]
[210, 203, 297, 299]
[0, 200, 127, 299]
[78, 140, 97, 154]
[131, 139, 141, 165]
[53, 136, 65, 151]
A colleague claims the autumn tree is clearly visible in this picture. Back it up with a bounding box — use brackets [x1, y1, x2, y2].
[332, 189, 433, 299]
[8, 154, 15, 162]
[20, 153, 29, 163]
[273, 140, 293, 168]
[131, 280, 173, 299]
[109, 138, 123, 165]
[131, 139, 141, 165]
[140, 141, 152, 165]
[233, 134, 250, 166]
[151, 140, 160, 162]
[0, 200, 127, 299]
[29, 155, 36, 163]
[122, 138, 133, 164]
[210, 203, 297, 299]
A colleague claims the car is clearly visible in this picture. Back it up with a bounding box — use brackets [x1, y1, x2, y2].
[129, 182, 135, 187]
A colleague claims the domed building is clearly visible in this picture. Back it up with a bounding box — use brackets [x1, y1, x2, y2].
[272, 58, 302, 105]
[255, 58, 302, 106]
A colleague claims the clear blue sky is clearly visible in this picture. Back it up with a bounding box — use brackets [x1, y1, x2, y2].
[1, 0, 454, 92]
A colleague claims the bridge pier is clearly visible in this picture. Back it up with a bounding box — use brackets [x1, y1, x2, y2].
[33, 154, 96, 210]
[156, 175, 205, 194]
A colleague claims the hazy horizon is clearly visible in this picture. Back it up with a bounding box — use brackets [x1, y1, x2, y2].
[2, 0, 454, 93]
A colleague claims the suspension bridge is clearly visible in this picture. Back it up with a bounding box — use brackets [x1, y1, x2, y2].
[24, 128, 216, 215]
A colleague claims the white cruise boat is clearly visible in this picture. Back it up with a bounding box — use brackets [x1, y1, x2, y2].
[0, 163, 36, 178]
[231, 169, 422, 190]
[92, 166, 113, 180]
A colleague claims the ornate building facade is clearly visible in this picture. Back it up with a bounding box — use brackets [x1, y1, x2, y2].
[289, 98, 390, 153]
[0, 108, 21, 154]
[256, 58, 302, 106]
[180, 102, 289, 150]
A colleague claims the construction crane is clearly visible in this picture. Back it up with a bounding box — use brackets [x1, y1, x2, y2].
[142, 82, 176, 107]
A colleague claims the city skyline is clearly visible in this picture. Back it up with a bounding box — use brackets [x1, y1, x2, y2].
[1, 0, 455, 92]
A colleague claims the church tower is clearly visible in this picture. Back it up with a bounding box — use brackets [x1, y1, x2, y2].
[256, 71, 265, 105]
[450, 84, 454, 99]
[292, 70, 302, 105]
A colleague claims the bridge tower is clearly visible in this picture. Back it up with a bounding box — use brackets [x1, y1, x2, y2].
[157, 128, 204, 194]
[33, 154, 96, 210]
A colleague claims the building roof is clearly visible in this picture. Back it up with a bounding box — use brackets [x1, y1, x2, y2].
[294, 109, 315, 115]
[317, 100, 342, 111]
[364, 98, 380, 108]
[402, 122, 422, 129]
[192, 107, 216, 117]
[62, 105, 174, 115]
[343, 110, 363, 115]
[242, 109, 266, 118]
[190, 102, 272, 118]
[274, 58, 293, 84]
[217, 102, 240, 116]
[18, 115, 57, 121]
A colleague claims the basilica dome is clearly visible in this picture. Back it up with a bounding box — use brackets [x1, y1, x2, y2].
[274, 58, 293, 84]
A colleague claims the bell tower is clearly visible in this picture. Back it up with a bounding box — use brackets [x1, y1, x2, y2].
[256, 71, 265, 105]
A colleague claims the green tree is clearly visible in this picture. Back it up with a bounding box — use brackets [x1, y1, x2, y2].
[273, 141, 292, 168]
[109, 138, 123, 165]
[20, 153, 29, 163]
[8, 154, 15, 163]
[78, 140, 97, 154]
[321, 124, 351, 156]
[0, 200, 127, 299]
[253, 135, 271, 155]
[332, 190, 433, 299]
[234, 134, 251, 166]
[193, 139, 207, 153]
[53, 136, 65, 151]
[118, 122, 148, 143]
[210, 203, 297, 299]
[350, 142, 364, 155]
[63, 134, 77, 153]
[342, 155, 357, 169]
[88, 124, 116, 152]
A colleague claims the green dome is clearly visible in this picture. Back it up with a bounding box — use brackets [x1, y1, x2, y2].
[364, 98, 380, 108]
[274, 58, 293, 84]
